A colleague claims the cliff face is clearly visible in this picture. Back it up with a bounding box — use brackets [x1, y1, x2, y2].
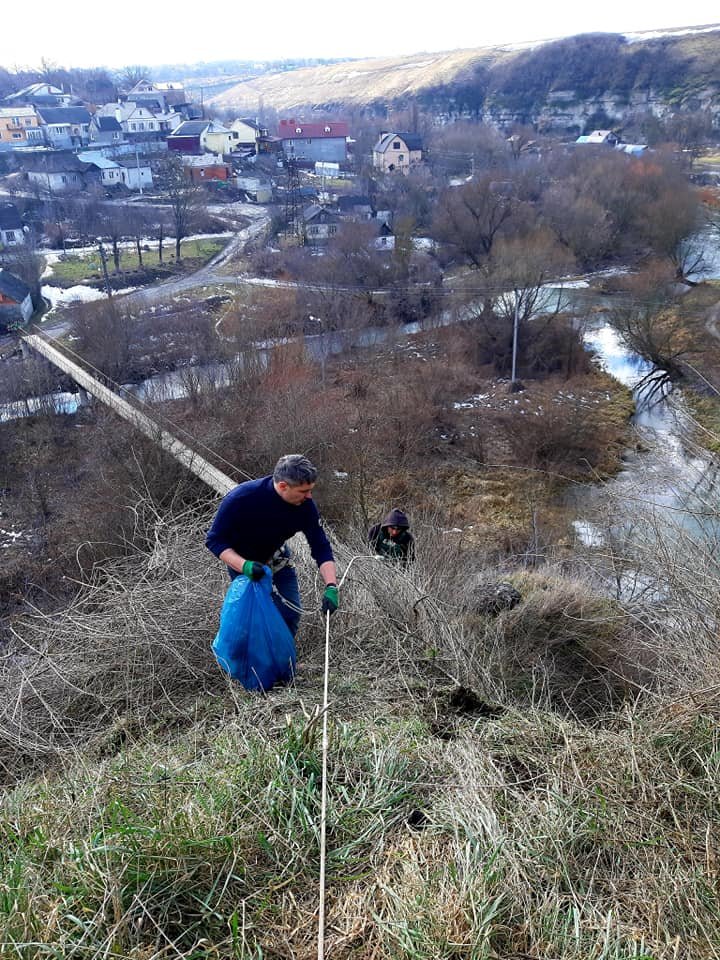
[208, 28, 720, 130]
[483, 85, 720, 131]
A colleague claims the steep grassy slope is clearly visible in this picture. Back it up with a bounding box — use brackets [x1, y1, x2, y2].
[1, 504, 719, 957]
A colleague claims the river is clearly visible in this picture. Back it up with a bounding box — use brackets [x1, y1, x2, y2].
[543, 274, 720, 600]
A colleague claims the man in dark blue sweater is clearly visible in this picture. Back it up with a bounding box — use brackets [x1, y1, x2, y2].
[206, 454, 338, 636]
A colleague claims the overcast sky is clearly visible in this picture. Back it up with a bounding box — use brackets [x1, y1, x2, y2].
[4, 2, 720, 70]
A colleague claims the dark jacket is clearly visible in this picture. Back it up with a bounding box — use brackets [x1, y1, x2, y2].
[206, 475, 333, 567]
[368, 508, 415, 563]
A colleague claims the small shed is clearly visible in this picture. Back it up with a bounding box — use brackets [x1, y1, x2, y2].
[184, 154, 231, 182]
[0, 268, 33, 328]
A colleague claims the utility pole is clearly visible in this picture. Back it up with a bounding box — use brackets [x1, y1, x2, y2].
[510, 295, 520, 391]
[97, 238, 112, 299]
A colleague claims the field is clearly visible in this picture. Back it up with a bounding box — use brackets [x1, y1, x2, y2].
[47, 238, 228, 285]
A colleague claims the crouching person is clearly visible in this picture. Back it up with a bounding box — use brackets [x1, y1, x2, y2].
[368, 508, 415, 565]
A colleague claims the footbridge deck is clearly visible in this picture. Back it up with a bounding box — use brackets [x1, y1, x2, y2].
[22, 332, 237, 498]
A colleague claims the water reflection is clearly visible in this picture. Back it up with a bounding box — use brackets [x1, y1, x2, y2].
[566, 320, 720, 600]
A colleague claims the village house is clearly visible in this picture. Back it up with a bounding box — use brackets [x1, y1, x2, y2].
[575, 130, 620, 146]
[126, 79, 188, 112]
[167, 120, 233, 155]
[76, 151, 125, 188]
[0, 107, 44, 146]
[616, 143, 648, 156]
[36, 107, 92, 149]
[302, 204, 340, 244]
[88, 115, 124, 145]
[337, 195, 374, 219]
[203, 123, 236, 156]
[371, 214, 395, 250]
[167, 120, 208, 154]
[105, 103, 164, 139]
[0, 203, 25, 247]
[372, 132, 423, 175]
[230, 118, 266, 152]
[278, 119, 349, 165]
[0, 268, 33, 329]
[3, 83, 74, 108]
[150, 109, 184, 134]
[23, 152, 90, 192]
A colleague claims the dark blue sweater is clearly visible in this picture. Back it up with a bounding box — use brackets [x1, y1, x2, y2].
[205, 475, 334, 567]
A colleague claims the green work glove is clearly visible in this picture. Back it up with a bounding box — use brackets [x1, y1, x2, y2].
[242, 560, 265, 581]
[321, 584, 339, 615]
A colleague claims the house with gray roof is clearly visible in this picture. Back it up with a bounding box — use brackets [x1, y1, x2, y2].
[0, 269, 33, 328]
[4, 83, 74, 107]
[166, 120, 217, 154]
[22, 152, 91, 192]
[88, 114, 124, 146]
[77, 151, 125, 188]
[37, 107, 92, 148]
[372, 131, 423, 175]
[303, 204, 340, 244]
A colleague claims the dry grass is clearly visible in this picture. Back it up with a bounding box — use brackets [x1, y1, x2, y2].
[0, 499, 719, 957]
[208, 48, 504, 112]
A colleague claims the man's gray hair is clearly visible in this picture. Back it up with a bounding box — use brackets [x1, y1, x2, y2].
[273, 454, 318, 486]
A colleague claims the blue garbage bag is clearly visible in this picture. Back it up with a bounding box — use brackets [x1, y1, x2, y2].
[212, 567, 296, 691]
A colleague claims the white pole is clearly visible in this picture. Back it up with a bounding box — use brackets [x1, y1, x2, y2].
[317, 610, 331, 960]
[511, 296, 519, 387]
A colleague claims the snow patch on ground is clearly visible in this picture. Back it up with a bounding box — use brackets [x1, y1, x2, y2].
[42, 284, 105, 307]
[625, 24, 720, 43]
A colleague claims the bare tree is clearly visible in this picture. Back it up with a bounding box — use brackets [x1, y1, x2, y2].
[70, 299, 132, 384]
[492, 229, 575, 327]
[542, 183, 614, 265]
[610, 264, 703, 390]
[98, 206, 125, 273]
[118, 65, 152, 89]
[433, 174, 515, 269]
[162, 155, 201, 261]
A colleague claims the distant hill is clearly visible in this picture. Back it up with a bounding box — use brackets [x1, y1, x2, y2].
[206, 47, 506, 113]
[206, 26, 720, 129]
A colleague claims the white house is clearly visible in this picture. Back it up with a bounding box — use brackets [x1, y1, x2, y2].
[77, 151, 124, 187]
[98, 103, 162, 137]
[25, 154, 90, 192]
[117, 157, 154, 190]
[372, 132, 423, 175]
[575, 130, 619, 146]
[230, 118, 265, 151]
